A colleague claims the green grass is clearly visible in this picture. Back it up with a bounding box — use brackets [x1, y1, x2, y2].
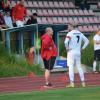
[81, 35, 94, 67]
[0, 42, 43, 77]
[0, 87, 100, 100]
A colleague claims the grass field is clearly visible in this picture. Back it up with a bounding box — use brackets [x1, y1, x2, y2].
[0, 87, 100, 100]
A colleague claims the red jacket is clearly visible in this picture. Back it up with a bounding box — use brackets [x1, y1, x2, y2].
[41, 34, 58, 60]
[12, 4, 26, 21]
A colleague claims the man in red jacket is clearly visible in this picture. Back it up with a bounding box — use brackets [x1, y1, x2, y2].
[41, 27, 58, 87]
[12, 0, 27, 27]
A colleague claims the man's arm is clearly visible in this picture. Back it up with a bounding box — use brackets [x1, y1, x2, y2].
[82, 34, 89, 50]
[64, 35, 71, 50]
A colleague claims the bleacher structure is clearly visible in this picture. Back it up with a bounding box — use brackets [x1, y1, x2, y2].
[11, 0, 100, 33]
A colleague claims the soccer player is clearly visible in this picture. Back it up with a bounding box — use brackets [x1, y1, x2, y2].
[64, 23, 89, 87]
[93, 30, 100, 73]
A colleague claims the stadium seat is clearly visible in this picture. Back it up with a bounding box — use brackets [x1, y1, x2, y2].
[68, 2, 75, 8]
[83, 10, 89, 16]
[58, 9, 64, 16]
[53, 9, 59, 16]
[78, 17, 84, 24]
[38, 1, 44, 8]
[42, 9, 49, 16]
[68, 10, 74, 16]
[27, 10, 32, 15]
[62, 17, 69, 24]
[88, 17, 94, 23]
[78, 10, 84, 16]
[63, 2, 69, 8]
[73, 17, 79, 24]
[28, 1, 33, 7]
[83, 17, 89, 24]
[88, 10, 94, 16]
[93, 17, 99, 23]
[37, 9, 43, 16]
[98, 2, 100, 9]
[48, 9, 54, 16]
[41, 17, 48, 24]
[48, 1, 54, 8]
[88, 26, 94, 32]
[83, 26, 89, 32]
[47, 17, 53, 24]
[32, 9, 37, 13]
[93, 25, 99, 31]
[33, 1, 39, 8]
[52, 17, 58, 24]
[54, 1, 60, 8]
[99, 17, 100, 22]
[73, 10, 79, 16]
[63, 9, 69, 16]
[43, 1, 49, 8]
[78, 26, 83, 32]
[58, 17, 64, 24]
[67, 17, 74, 23]
[98, 25, 100, 29]
[59, 2, 64, 8]
[37, 17, 42, 24]
[24, 1, 28, 7]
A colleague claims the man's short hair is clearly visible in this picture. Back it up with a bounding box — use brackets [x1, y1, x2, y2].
[45, 27, 53, 33]
[68, 22, 78, 28]
[33, 13, 37, 16]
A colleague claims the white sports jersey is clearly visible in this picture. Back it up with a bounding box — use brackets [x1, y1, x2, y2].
[93, 34, 100, 51]
[64, 29, 89, 54]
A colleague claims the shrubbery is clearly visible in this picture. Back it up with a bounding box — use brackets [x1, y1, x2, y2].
[0, 42, 43, 77]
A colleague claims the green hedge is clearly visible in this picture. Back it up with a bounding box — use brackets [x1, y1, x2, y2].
[0, 42, 43, 77]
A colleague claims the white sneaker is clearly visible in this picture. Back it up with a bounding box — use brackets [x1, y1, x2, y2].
[66, 82, 74, 88]
[81, 82, 86, 87]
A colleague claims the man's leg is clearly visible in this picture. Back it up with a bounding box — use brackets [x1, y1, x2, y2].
[93, 50, 99, 73]
[45, 69, 51, 85]
[76, 56, 85, 87]
[67, 53, 74, 87]
[43, 59, 52, 87]
[44, 57, 56, 87]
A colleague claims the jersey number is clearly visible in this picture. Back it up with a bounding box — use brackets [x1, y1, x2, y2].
[76, 36, 80, 43]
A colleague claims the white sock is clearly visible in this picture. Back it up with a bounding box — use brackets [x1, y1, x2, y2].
[93, 61, 97, 71]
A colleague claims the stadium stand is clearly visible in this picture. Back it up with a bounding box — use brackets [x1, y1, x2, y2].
[10, 0, 100, 33]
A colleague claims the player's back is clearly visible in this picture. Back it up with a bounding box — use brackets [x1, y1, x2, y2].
[67, 30, 84, 53]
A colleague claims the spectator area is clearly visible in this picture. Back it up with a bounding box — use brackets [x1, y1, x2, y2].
[11, 0, 100, 33]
